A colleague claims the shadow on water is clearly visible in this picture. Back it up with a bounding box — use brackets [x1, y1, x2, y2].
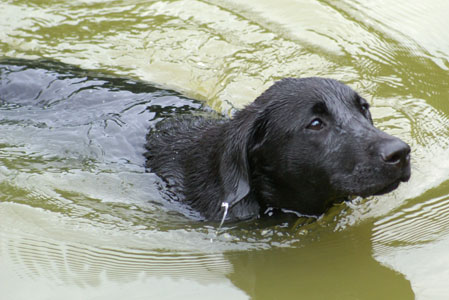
[223, 208, 414, 300]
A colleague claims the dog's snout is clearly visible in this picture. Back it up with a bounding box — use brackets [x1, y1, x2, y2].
[379, 138, 411, 167]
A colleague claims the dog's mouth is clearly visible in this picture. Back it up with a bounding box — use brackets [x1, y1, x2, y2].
[342, 180, 400, 204]
[373, 180, 401, 196]
[341, 181, 400, 203]
[345, 176, 409, 200]
[374, 169, 411, 196]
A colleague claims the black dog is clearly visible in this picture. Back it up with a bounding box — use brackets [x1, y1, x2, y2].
[145, 78, 411, 222]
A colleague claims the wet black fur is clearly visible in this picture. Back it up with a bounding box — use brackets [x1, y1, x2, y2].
[145, 78, 411, 222]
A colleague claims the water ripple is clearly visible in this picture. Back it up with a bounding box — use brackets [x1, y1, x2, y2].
[0, 204, 233, 287]
[372, 190, 449, 256]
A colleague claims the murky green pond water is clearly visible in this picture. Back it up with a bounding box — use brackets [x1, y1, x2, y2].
[1, 0, 449, 299]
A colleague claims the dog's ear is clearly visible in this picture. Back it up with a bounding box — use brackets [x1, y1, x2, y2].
[219, 107, 269, 209]
[219, 131, 251, 208]
[219, 81, 283, 209]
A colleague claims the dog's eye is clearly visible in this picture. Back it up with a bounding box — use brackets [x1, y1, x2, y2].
[306, 118, 325, 130]
[361, 103, 370, 114]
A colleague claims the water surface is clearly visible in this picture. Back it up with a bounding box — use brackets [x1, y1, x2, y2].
[1, 0, 449, 299]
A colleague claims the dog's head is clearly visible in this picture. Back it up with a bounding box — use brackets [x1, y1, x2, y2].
[223, 78, 411, 216]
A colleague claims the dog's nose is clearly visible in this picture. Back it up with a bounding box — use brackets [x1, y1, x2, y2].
[380, 138, 411, 167]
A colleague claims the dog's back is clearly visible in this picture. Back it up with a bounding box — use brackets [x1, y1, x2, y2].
[145, 116, 225, 214]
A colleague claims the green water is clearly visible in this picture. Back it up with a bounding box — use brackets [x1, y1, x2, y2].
[1, 0, 449, 299]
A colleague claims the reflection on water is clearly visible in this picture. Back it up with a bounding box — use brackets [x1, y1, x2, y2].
[0, 200, 414, 300]
[228, 223, 414, 300]
[0, 0, 449, 298]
